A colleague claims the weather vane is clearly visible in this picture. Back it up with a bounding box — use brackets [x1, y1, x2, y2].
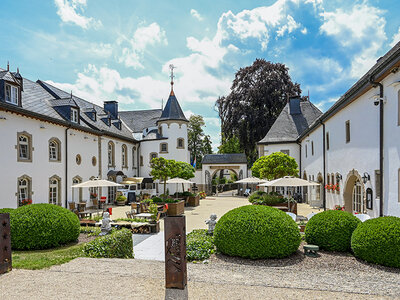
[169, 64, 176, 90]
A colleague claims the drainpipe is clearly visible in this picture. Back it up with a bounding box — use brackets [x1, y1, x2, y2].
[321, 120, 326, 211]
[369, 76, 384, 217]
[137, 143, 141, 177]
[65, 126, 71, 208]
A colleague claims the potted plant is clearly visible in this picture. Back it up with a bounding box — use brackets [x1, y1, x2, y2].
[298, 220, 306, 232]
[187, 192, 200, 207]
[116, 195, 127, 206]
[164, 198, 185, 216]
[149, 204, 159, 223]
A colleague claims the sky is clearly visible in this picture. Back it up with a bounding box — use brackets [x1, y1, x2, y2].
[1, 0, 400, 150]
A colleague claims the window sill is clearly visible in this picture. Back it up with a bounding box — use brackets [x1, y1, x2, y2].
[17, 158, 32, 163]
[49, 160, 62, 163]
[160, 151, 169, 154]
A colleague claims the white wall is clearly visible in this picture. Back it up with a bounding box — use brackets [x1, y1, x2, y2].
[262, 143, 300, 170]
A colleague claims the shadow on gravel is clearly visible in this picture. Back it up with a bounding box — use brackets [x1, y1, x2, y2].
[353, 257, 400, 274]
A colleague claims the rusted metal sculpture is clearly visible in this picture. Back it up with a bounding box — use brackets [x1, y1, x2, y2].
[0, 213, 12, 274]
[164, 215, 187, 289]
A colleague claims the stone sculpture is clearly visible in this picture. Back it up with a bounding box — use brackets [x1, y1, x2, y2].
[205, 214, 217, 235]
[100, 212, 112, 235]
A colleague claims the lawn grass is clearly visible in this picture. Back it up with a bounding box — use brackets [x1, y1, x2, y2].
[12, 243, 85, 270]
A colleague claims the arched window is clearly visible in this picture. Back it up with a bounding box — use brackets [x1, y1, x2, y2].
[160, 143, 168, 153]
[49, 138, 61, 162]
[352, 180, 365, 213]
[72, 176, 82, 202]
[17, 132, 32, 162]
[177, 138, 184, 149]
[122, 144, 128, 168]
[17, 175, 32, 206]
[108, 141, 115, 167]
[49, 176, 61, 205]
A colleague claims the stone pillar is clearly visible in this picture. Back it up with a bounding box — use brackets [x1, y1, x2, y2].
[0, 213, 12, 274]
[164, 215, 187, 289]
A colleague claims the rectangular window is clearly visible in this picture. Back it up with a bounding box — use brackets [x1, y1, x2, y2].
[305, 144, 308, 158]
[140, 155, 143, 166]
[311, 141, 314, 156]
[375, 170, 381, 198]
[326, 132, 330, 150]
[71, 108, 79, 123]
[5, 84, 18, 104]
[281, 150, 290, 156]
[345, 120, 350, 143]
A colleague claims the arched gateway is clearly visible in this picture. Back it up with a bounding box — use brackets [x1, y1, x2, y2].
[343, 169, 366, 214]
[201, 154, 248, 195]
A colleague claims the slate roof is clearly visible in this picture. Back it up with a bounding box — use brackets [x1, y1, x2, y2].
[258, 100, 322, 144]
[119, 109, 162, 133]
[202, 153, 247, 164]
[0, 69, 135, 142]
[0, 70, 18, 84]
[158, 90, 188, 123]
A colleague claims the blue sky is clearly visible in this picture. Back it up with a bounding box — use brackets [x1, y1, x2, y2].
[1, 0, 400, 150]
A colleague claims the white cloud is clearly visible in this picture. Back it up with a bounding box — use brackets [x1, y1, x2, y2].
[54, 0, 101, 29]
[315, 97, 338, 111]
[301, 27, 307, 34]
[390, 27, 400, 47]
[276, 15, 300, 37]
[190, 9, 203, 21]
[320, 3, 386, 78]
[118, 23, 167, 69]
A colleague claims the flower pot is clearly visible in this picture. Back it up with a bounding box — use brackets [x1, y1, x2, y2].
[116, 201, 126, 206]
[167, 200, 185, 216]
[187, 195, 199, 207]
[299, 225, 306, 232]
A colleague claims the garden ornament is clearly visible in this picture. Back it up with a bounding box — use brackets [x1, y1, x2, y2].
[205, 214, 217, 235]
[100, 212, 112, 235]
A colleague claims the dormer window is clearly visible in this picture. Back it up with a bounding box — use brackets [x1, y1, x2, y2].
[5, 84, 18, 105]
[71, 108, 79, 123]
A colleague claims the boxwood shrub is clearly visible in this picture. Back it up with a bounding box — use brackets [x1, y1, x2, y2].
[305, 210, 360, 252]
[351, 216, 400, 268]
[10, 204, 80, 250]
[83, 228, 133, 258]
[0, 208, 15, 214]
[186, 229, 215, 261]
[214, 205, 301, 259]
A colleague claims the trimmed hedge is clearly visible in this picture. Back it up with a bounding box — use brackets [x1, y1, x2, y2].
[83, 228, 133, 258]
[186, 229, 215, 261]
[351, 216, 400, 268]
[305, 210, 360, 252]
[10, 204, 80, 250]
[214, 205, 301, 259]
[0, 208, 15, 214]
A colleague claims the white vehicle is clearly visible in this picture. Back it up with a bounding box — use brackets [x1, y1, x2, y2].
[118, 177, 157, 202]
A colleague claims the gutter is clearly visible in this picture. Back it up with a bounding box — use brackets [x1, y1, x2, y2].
[65, 126, 71, 208]
[296, 141, 302, 177]
[369, 76, 384, 217]
[321, 120, 326, 211]
[137, 143, 141, 177]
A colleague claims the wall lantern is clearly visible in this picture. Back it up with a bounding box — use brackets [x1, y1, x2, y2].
[336, 173, 342, 182]
[362, 172, 370, 184]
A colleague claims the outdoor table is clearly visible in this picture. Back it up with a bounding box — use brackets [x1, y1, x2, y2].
[135, 213, 153, 220]
[78, 209, 101, 219]
[77, 202, 87, 212]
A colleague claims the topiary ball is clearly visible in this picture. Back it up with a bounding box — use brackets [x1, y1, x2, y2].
[305, 210, 360, 252]
[10, 204, 80, 250]
[0, 208, 15, 214]
[351, 216, 400, 268]
[214, 205, 301, 259]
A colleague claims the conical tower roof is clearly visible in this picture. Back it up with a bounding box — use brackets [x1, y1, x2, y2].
[158, 90, 188, 123]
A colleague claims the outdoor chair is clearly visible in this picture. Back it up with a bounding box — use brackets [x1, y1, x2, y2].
[355, 213, 371, 222]
[68, 202, 76, 211]
[286, 212, 297, 222]
[243, 189, 251, 196]
[125, 211, 134, 219]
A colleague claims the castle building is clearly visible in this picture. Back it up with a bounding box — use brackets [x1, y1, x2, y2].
[0, 65, 189, 208]
[258, 41, 400, 218]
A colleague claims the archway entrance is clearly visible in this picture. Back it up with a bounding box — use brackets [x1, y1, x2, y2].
[343, 170, 366, 214]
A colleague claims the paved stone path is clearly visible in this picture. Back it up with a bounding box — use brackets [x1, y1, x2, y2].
[133, 232, 165, 261]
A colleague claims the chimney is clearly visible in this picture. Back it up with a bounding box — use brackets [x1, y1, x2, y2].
[104, 101, 118, 119]
[289, 96, 301, 115]
[7, 61, 9, 71]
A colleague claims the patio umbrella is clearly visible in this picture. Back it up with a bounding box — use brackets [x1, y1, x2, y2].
[235, 177, 267, 184]
[161, 177, 194, 197]
[259, 176, 320, 187]
[71, 179, 123, 188]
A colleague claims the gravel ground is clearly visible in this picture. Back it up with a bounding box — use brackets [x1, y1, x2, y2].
[1, 253, 399, 299]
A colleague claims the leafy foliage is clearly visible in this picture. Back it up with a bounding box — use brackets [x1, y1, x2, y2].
[188, 115, 213, 168]
[351, 216, 400, 268]
[251, 152, 298, 179]
[176, 161, 195, 180]
[83, 228, 133, 258]
[248, 191, 286, 205]
[218, 135, 242, 154]
[10, 204, 80, 250]
[214, 205, 301, 259]
[150, 157, 179, 193]
[305, 210, 360, 252]
[80, 226, 101, 236]
[0, 208, 15, 214]
[216, 59, 302, 163]
[186, 229, 215, 261]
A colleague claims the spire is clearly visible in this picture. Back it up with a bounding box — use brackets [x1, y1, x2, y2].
[169, 64, 175, 96]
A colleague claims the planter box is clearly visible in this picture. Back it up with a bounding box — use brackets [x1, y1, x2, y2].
[167, 200, 185, 216]
[116, 201, 126, 206]
[299, 225, 306, 232]
[187, 195, 200, 207]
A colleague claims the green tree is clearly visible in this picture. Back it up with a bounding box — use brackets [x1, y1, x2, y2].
[150, 157, 179, 195]
[216, 59, 302, 164]
[176, 161, 195, 191]
[218, 135, 242, 154]
[251, 152, 298, 180]
[188, 115, 213, 168]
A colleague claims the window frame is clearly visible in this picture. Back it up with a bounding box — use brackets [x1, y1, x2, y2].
[72, 176, 82, 202]
[375, 170, 381, 199]
[49, 175, 61, 206]
[17, 175, 32, 207]
[48, 138, 61, 162]
[108, 141, 115, 167]
[121, 144, 128, 168]
[71, 107, 79, 123]
[17, 131, 33, 162]
[5, 83, 18, 105]
[177, 138, 185, 149]
[311, 141, 314, 156]
[150, 152, 158, 161]
[160, 143, 168, 153]
[345, 120, 350, 143]
[326, 132, 330, 150]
